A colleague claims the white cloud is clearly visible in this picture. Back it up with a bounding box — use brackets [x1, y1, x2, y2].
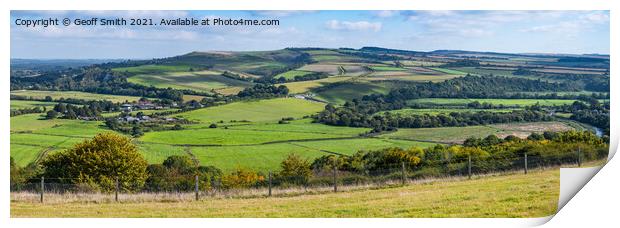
[325, 20, 382, 32]
[373, 10, 398, 18]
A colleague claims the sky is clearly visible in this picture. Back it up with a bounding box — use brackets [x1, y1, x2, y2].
[10, 10, 610, 59]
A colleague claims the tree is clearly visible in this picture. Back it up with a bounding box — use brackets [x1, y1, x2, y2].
[45, 110, 58, 119]
[40, 132, 148, 192]
[44, 96, 53, 102]
[279, 153, 312, 184]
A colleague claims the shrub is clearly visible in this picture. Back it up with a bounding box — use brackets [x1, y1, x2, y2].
[40, 132, 148, 192]
[278, 154, 312, 185]
[221, 168, 264, 189]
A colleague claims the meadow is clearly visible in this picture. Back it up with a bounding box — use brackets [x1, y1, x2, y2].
[10, 90, 142, 103]
[10, 100, 56, 110]
[10, 168, 559, 218]
[112, 64, 195, 74]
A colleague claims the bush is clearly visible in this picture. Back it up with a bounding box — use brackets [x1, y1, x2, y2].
[221, 168, 264, 189]
[40, 132, 148, 192]
[278, 154, 312, 185]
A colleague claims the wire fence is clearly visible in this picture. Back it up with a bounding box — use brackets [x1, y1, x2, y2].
[10, 151, 600, 203]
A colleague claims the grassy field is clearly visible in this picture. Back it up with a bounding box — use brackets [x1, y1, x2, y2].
[381, 121, 574, 144]
[175, 98, 325, 123]
[10, 100, 56, 110]
[10, 90, 142, 103]
[408, 98, 578, 106]
[10, 114, 112, 166]
[127, 70, 252, 93]
[313, 82, 393, 104]
[10, 168, 559, 218]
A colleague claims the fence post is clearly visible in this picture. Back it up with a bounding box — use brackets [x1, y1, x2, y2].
[524, 153, 528, 175]
[40, 176, 44, 203]
[468, 154, 472, 179]
[577, 147, 582, 167]
[268, 171, 272, 197]
[401, 162, 406, 185]
[195, 174, 199, 201]
[115, 176, 119, 202]
[333, 165, 337, 193]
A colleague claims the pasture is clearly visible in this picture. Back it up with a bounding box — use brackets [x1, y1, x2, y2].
[10, 90, 142, 103]
[10, 100, 56, 110]
[277, 76, 353, 94]
[174, 98, 325, 123]
[274, 70, 316, 80]
[313, 82, 393, 104]
[10, 114, 111, 166]
[11, 168, 560, 218]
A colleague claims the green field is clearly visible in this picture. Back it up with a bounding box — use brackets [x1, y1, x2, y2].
[10, 168, 559, 218]
[175, 98, 325, 123]
[369, 66, 408, 71]
[10, 114, 112, 166]
[408, 98, 578, 106]
[10, 90, 142, 103]
[10, 100, 56, 110]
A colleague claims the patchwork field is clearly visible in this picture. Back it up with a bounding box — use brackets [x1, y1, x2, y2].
[277, 76, 353, 94]
[11, 168, 560, 218]
[10, 90, 142, 103]
[112, 64, 195, 74]
[381, 121, 575, 144]
[127, 70, 253, 93]
[313, 82, 393, 104]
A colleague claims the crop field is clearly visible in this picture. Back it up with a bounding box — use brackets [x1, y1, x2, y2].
[274, 70, 316, 80]
[112, 64, 195, 74]
[10, 100, 56, 110]
[365, 72, 462, 82]
[174, 98, 325, 123]
[399, 60, 444, 67]
[298, 64, 343, 75]
[278, 76, 353, 94]
[10, 90, 142, 103]
[11, 168, 560, 218]
[381, 121, 575, 144]
[127, 70, 253, 93]
[408, 98, 578, 106]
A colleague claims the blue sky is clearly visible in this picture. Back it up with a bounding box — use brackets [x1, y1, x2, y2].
[10, 10, 610, 59]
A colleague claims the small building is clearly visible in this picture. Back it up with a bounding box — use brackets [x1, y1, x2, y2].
[121, 104, 133, 112]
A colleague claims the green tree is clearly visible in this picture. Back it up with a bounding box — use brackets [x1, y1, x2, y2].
[279, 153, 313, 184]
[45, 110, 58, 119]
[40, 132, 148, 192]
